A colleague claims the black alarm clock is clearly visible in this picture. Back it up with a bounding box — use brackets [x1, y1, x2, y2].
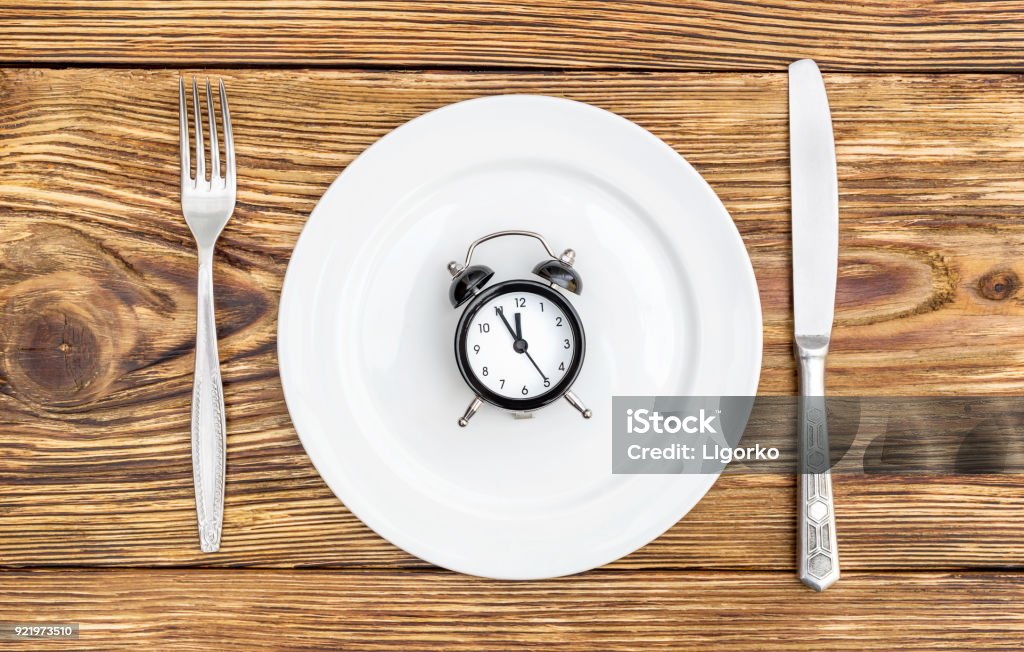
[447, 230, 592, 427]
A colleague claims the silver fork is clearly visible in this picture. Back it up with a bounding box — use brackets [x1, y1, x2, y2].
[179, 77, 235, 553]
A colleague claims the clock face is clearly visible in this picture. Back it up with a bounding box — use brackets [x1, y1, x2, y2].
[456, 280, 585, 410]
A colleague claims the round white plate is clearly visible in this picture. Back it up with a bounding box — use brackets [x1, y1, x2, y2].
[279, 95, 762, 579]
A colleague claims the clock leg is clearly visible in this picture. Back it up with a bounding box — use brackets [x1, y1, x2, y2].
[564, 391, 593, 419]
[458, 396, 483, 427]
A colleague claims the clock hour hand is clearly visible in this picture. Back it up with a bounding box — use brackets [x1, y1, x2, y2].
[497, 306, 546, 380]
[511, 310, 545, 379]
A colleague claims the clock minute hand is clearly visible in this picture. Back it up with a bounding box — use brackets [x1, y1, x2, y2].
[523, 350, 548, 382]
[495, 306, 518, 341]
[512, 309, 546, 381]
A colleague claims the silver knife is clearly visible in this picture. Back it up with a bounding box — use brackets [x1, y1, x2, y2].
[789, 58, 840, 591]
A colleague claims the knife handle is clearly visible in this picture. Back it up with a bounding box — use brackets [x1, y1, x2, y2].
[191, 248, 226, 553]
[796, 335, 840, 591]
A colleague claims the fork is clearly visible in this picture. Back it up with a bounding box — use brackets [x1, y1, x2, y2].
[179, 77, 235, 553]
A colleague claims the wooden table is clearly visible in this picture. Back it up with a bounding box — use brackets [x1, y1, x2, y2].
[2, 3, 1024, 649]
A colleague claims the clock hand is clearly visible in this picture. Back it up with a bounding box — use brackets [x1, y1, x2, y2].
[497, 306, 544, 380]
[523, 350, 548, 382]
[495, 306, 518, 342]
[509, 309, 544, 378]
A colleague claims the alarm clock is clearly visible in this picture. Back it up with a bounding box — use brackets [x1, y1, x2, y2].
[447, 230, 592, 427]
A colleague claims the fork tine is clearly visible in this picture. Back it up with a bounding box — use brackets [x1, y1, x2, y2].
[192, 77, 205, 182]
[219, 79, 235, 186]
[205, 78, 220, 180]
[178, 78, 191, 183]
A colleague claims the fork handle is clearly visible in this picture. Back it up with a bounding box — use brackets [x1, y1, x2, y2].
[796, 335, 839, 591]
[191, 247, 226, 553]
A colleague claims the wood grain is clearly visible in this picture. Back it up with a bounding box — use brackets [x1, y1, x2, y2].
[0, 569, 1021, 650]
[2, 68, 1024, 572]
[1, 2, 1023, 71]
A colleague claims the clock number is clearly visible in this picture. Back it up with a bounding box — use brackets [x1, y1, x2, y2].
[521, 385, 529, 396]
[515, 297, 526, 308]
[544, 378, 551, 388]
[559, 362, 565, 371]
[555, 316, 563, 327]
[539, 302, 544, 312]
[499, 379, 505, 389]
[478, 323, 490, 333]
[563, 339, 571, 349]
[482, 366, 489, 376]
[473, 344, 480, 354]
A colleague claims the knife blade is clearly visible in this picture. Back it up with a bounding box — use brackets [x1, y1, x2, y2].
[791, 58, 838, 337]
[789, 58, 840, 592]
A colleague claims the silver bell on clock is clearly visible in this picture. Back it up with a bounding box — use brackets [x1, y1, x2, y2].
[447, 230, 592, 427]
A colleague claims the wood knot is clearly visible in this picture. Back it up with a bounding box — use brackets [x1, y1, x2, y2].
[977, 269, 1018, 301]
[1, 284, 122, 409]
[20, 311, 100, 393]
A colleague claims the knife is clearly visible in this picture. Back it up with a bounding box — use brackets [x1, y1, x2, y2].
[789, 58, 840, 592]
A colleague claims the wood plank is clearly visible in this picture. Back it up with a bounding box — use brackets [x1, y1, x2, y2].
[2, 68, 1024, 569]
[0, 569, 1021, 650]
[0, 2, 1023, 71]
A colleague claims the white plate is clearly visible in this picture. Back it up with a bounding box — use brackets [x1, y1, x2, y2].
[278, 95, 762, 579]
